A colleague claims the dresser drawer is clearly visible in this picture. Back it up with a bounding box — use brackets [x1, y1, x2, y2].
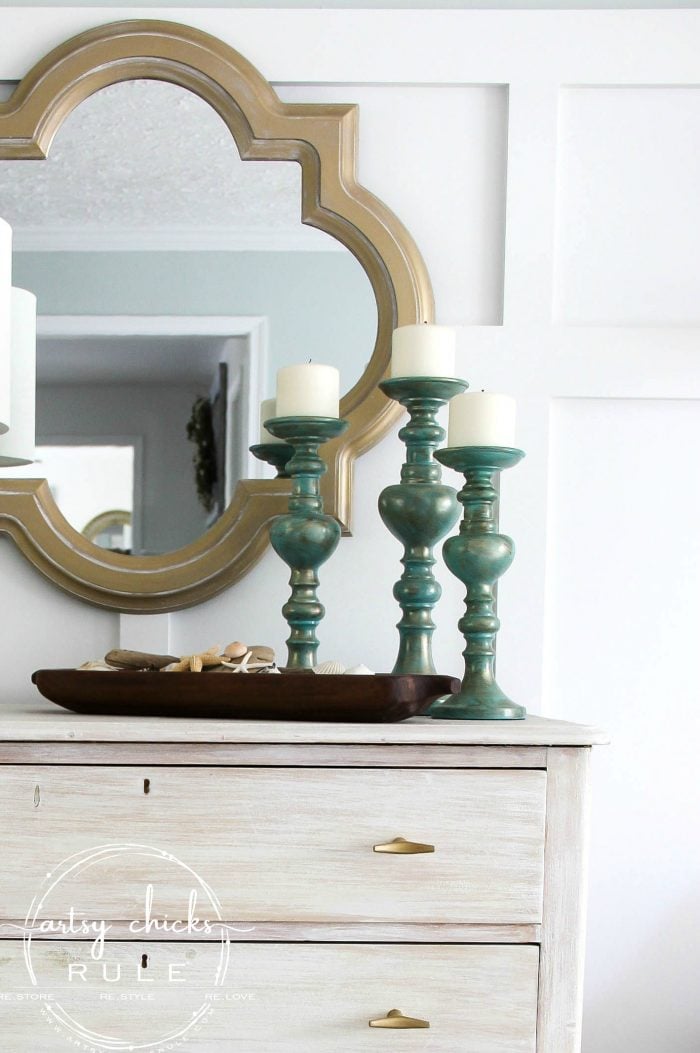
[0, 941, 539, 1051]
[0, 766, 546, 923]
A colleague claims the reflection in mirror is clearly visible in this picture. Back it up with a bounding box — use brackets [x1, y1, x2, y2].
[21, 443, 135, 548]
[83, 509, 133, 553]
[0, 79, 378, 554]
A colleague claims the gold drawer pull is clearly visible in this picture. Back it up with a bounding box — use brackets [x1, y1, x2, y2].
[373, 836, 435, 855]
[369, 1009, 430, 1030]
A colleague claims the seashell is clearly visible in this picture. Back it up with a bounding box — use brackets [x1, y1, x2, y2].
[223, 650, 251, 665]
[345, 664, 374, 675]
[312, 660, 346, 675]
[223, 641, 248, 660]
[164, 658, 191, 673]
[162, 647, 226, 672]
[200, 654, 225, 668]
[249, 645, 275, 664]
[159, 643, 274, 674]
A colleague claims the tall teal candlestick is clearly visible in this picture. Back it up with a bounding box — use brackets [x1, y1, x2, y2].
[265, 415, 348, 669]
[378, 377, 467, 675]
[249, 441, 294, 478]
[429, 445, 525, 720]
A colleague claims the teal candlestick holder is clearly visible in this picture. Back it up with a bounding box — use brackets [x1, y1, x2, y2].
[428, 445, 526, 720]
[265, 415, 349, 669]
[249, 441, 294, 478]
[378, 377, 467, 675]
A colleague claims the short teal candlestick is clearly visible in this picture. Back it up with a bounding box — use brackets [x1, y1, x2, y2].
[378, 377, 467, 675]
[429, 445, 526, 720]
[265, 415, 348, 669]
[249, 441, 294, 478]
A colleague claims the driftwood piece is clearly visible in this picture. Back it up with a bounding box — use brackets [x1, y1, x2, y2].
[104, 649, 178, 671]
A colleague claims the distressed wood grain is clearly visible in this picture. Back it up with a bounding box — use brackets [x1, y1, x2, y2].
[0, 919, 541, 944]
[536, 747, 591, 1052]
[0, 766, 546, 924]
[0, 941, 539, 1052]
[0, 742, 548, 767]
[0, 704, 607, 745]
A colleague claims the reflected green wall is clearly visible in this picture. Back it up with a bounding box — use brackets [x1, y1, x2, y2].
[13, 250, 378, 396]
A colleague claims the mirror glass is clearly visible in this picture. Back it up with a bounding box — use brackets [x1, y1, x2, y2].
[0, 79, 378, 555]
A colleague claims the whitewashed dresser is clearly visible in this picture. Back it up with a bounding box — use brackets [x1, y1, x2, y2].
[0, 703, 605, 1052]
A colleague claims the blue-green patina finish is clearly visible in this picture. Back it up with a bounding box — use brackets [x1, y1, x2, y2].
[249, 441, 295, 478]
[378, 377, 467, 675]
[265, 415, 348, 669]
[429, 445, 526, 720]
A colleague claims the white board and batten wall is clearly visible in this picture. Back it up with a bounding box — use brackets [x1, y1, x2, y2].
[0, 9, 699, 1051]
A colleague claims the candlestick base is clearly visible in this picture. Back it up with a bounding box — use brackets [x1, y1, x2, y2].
[429, 687, 526, 721]
[249, 442, 294, 478]
[265, 416, 348, 669]
[378, 377, 467, 676]
[427, 445, 526, 720]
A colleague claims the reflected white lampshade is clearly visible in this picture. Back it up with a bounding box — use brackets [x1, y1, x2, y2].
[0, 218, 11, 434]
[0, 287, 37, 467]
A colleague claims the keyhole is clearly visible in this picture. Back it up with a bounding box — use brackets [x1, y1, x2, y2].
[143, 779, 150, 795]
[141, 954, 148, 969]
[33, 785, 40, 808]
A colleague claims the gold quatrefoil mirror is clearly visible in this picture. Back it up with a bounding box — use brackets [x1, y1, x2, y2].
[0, 20, 432, 611]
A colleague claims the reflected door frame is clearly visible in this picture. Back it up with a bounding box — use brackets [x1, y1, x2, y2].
[37, 314, 268, 553]
[36, 432, 144, 554]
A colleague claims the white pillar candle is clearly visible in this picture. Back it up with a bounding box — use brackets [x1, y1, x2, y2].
[447, 391, 516, 448]
[390, 323, 456, 379]
[259, 397, 285, 444]
[276, 363, 340, 418]
[0, 218, 12, 433]
[0, 288, 37, 466]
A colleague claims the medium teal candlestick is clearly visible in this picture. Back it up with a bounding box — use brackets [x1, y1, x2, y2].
[429, 445, 526, 720]
[265, 415, 348, 669]
[378, 377, 467, 675]
[249, 441, 294, 478]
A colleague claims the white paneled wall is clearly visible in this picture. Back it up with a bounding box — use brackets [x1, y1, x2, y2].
[555, 86, 700, 324]
[1, 9, 699, 1051]
[279, 84, 509, 324]
[547, 399, 700, 1053]
[0, 554, 118, 697]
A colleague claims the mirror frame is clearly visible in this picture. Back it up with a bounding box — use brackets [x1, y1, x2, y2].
[0, 19, 433, 612]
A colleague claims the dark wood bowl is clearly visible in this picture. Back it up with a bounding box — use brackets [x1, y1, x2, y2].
[31, 669, 460, 723]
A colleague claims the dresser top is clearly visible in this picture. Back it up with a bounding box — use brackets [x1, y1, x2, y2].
[0, 701, 606, 745]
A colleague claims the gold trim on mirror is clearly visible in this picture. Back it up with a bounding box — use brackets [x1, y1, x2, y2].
[0, 20, 433, 612]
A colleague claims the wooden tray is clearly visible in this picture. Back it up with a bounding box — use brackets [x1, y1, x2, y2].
[31, 669, 460, 723]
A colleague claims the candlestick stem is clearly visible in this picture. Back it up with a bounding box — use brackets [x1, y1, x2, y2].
[378, 377, 467, 675]
[429, 445, 525, 720]
[265, 416, 348, 669]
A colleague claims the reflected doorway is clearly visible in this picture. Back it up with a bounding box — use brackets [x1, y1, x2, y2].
[0, 315, 266, 555]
